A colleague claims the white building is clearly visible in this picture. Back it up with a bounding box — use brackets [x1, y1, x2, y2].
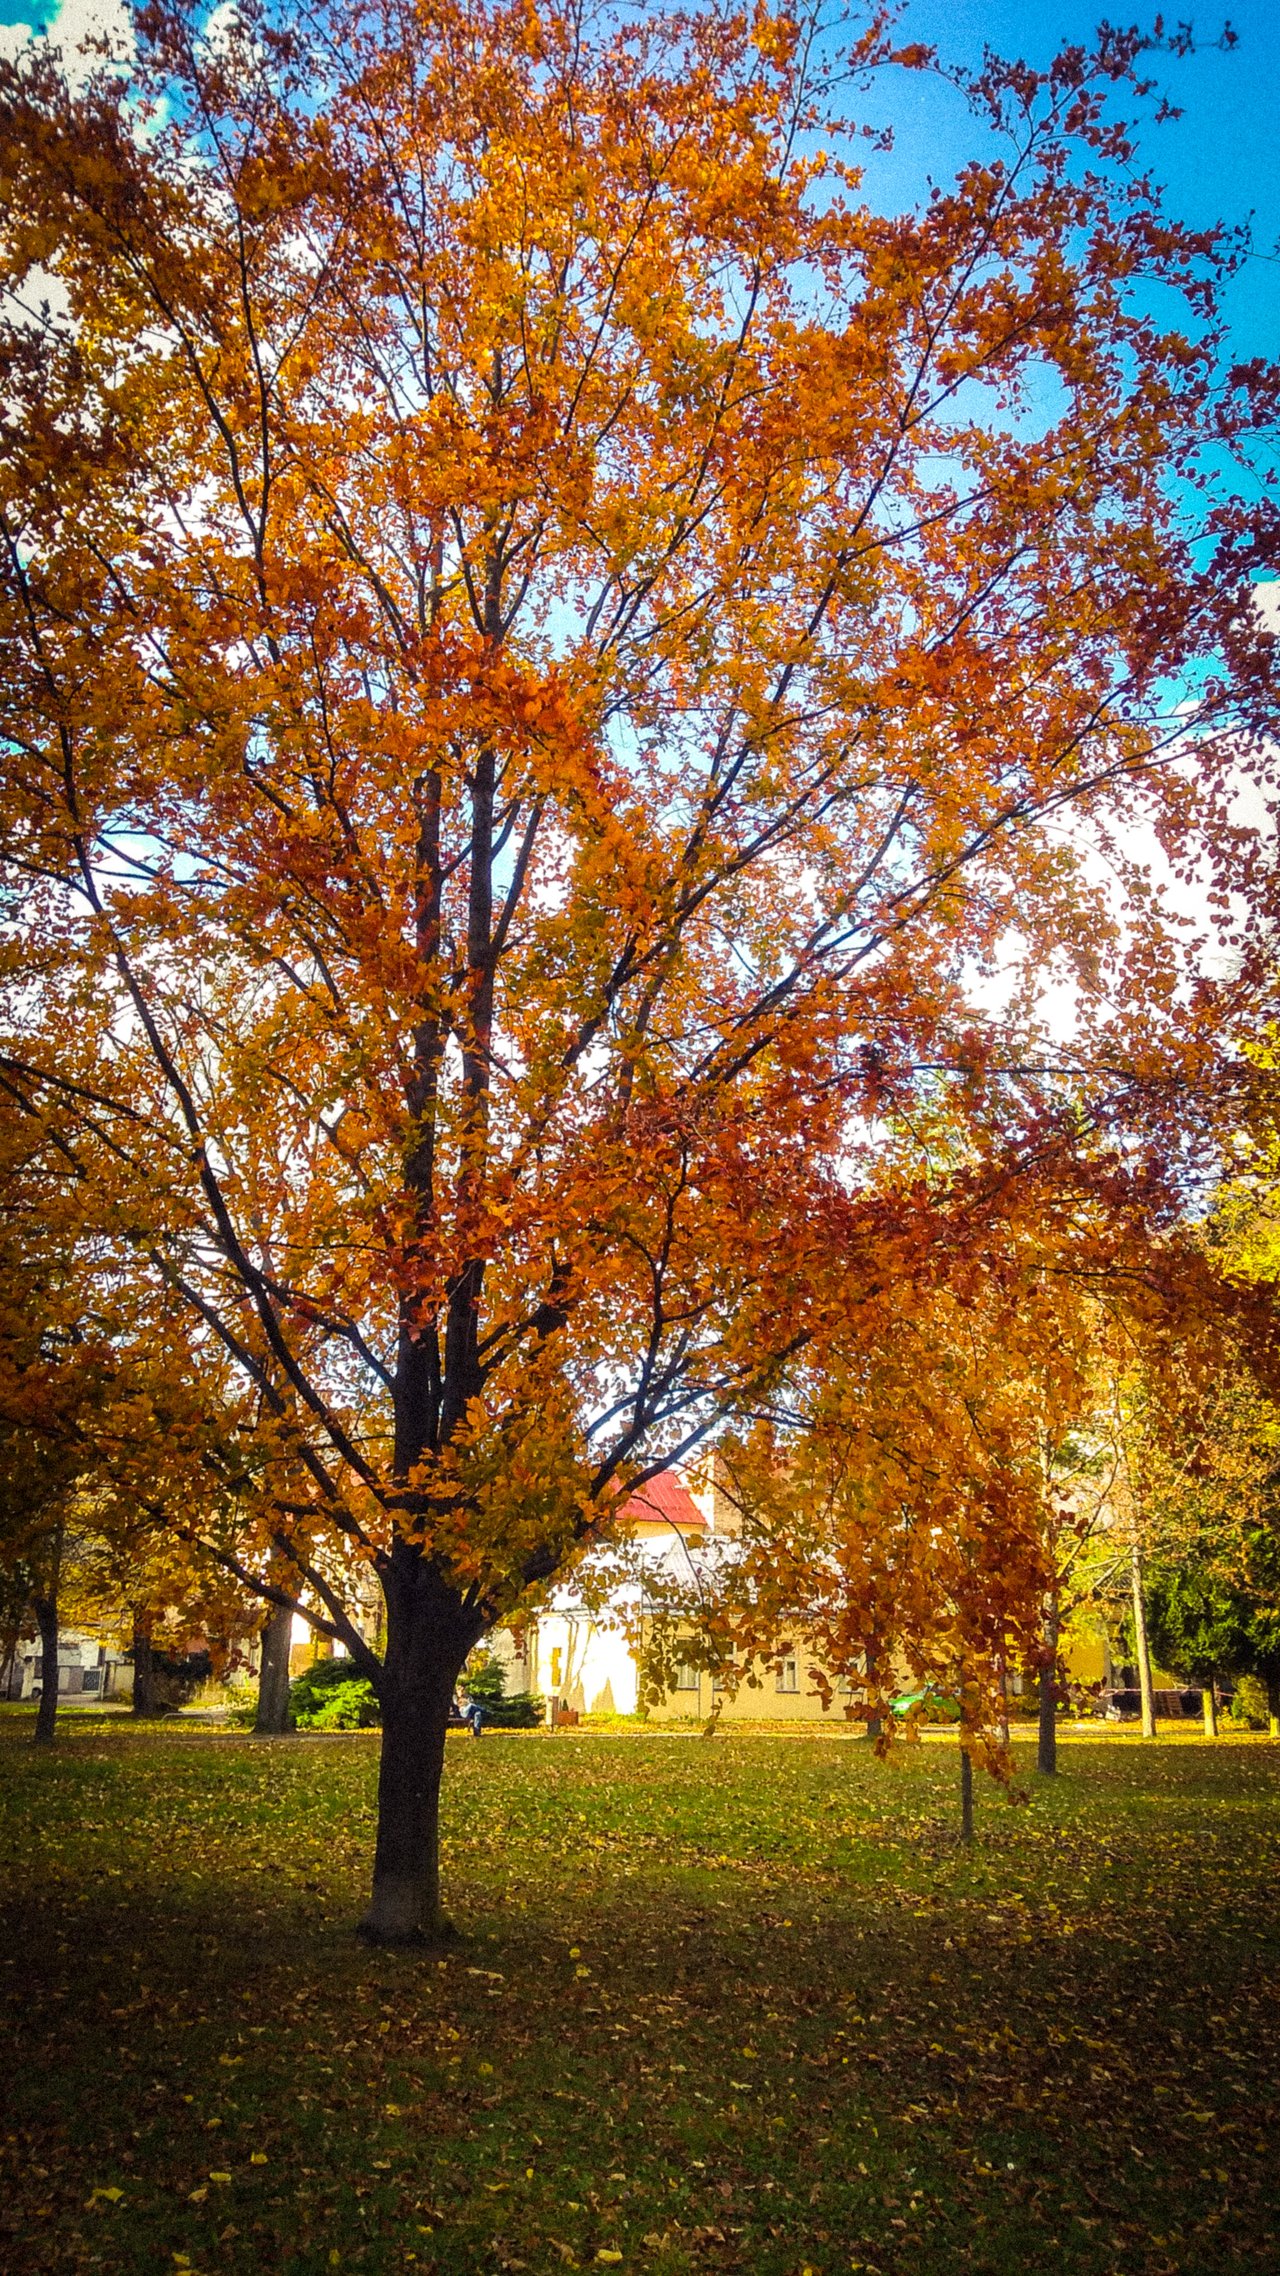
[496, 1467, 841, 1725]
[1, 1631, 130, 1702]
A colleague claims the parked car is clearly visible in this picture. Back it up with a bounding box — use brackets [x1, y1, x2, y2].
[890, 1686, 960, 1723]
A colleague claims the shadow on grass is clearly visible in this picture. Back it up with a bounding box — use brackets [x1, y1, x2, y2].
[2, 1728, 1278, 2275]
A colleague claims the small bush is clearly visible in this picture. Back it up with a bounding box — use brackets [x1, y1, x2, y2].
[287, 1653, 541, 1730]
[458, 1650, 542, 1726]
[479, 1690, 544, 1728]
[1225, 1674, 1270, 1731]
[461, 1652, 508, 1708]
[305, 1678, 380, 1730]
[290, 1656, 378, 1729]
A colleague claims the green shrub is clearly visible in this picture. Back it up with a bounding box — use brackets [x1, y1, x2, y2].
[1225, 1674, 1270, 1730]
[460, 1652, 508, 1708]
[306, 1678, 380, 1730]
[290, 1656, 379, 1729]
[479, 1690, 544, 1728]
[459, 1651, 542, 1727]
[286, 1652, 541, 1731]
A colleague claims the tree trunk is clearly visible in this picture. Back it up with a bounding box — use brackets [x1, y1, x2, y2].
[359, 1673, 458, 1943]
[33, 1591, 58, 1747]
[1267, 1671, 1279, 1741]
[864, 1643, 882, 1742]
[1202, 1673, 1218, 1739]
[1037, 1593, 1059, 1776]
[131, 1623, 160, 1717]
[358, 1553, 481, 1944]
[1130, 1543, 1156, 1739]
[996, 1658, 1010, 1752]
[959, 1742, 974, 1844]
[254, 1603, 295, 1735]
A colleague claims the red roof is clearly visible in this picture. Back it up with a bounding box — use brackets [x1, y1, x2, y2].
[618, 1470, 703, 1532]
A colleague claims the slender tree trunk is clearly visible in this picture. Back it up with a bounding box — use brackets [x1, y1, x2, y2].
[1267, 1672, 1279, 1740]
[1130, 1543, 1156, 1739]
[131, 1623, 160, 1717]
[959, 1742, 974, 1844]
[864, 1642, 882, 1742]
[1037, 1593, 1059, 1776]
[33, 1592, 59, 1747]
[358, 1550, 481, 1944]
[1202, 1673, 1218, 1739]
[254, 1603, 295, 1736]
[1, 1610, 27, 1701]
[997, 1658, 1010, 1752]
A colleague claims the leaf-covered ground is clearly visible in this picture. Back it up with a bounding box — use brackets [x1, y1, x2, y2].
[1, 1721, 1277, 2276]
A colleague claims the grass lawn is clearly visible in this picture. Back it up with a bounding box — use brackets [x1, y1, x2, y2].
[1, 1721, 1277, 2276]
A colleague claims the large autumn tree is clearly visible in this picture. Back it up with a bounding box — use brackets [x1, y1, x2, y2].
[1, 0, 1276, 1938]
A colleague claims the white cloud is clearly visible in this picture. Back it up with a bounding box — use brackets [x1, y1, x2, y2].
[1255, 582, 1280, 638]
[3, 0, 135, 86]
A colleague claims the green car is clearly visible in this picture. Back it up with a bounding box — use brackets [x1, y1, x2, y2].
[890, 1686, 961, 1722]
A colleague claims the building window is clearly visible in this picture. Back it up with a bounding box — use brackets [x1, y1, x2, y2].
[776, 1654, 798, 1694]
[673, 1659, 701, 1692]
[550, 1647, 563, 1689]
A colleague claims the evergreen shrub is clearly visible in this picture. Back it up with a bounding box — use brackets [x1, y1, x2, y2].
[290, 1656, 379, 1729]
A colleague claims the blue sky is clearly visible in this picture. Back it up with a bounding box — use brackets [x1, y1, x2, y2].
[865, 0, 1280, 364]
[3, 0, 1276, 364]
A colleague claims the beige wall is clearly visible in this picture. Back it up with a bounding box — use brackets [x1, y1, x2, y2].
[499, 1604, 1168, 1726]
[497, 1610, 641, 1719]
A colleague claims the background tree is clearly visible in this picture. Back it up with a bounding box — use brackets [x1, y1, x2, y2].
[649, 1148, 1233, 1783]
[1133, 1374, 1280, 1735]
[0, 1116, 122, 1741]
[1081, 1331, 1280, 1734]
[254, 1602, 296, 1735]
[0, 1085, 283, 1727]
[2, 0, 1277, 1938]
[1144, 1561, 1245, 1737]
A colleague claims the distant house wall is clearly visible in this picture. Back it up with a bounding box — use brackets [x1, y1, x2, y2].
[500, 1612, 639, 1720]
[498, 1612, 1187, 1728]
[497, 1611, 864, 1725]
[3, 1635, 128, 1702]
